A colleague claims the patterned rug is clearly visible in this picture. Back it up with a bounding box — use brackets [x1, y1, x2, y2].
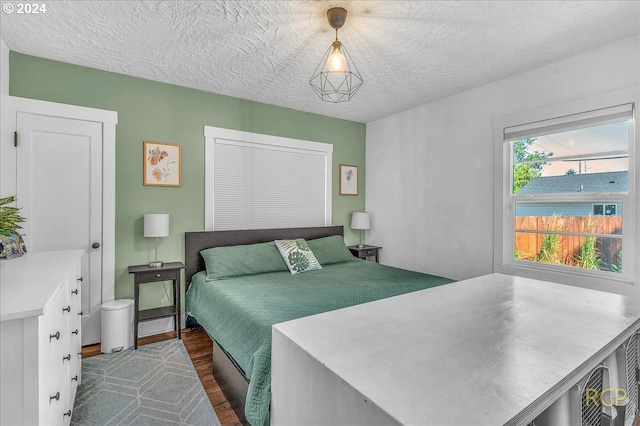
[72, 339, 220, 426]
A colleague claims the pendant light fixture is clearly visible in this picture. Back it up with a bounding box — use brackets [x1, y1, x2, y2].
[309, 7, 363, 103]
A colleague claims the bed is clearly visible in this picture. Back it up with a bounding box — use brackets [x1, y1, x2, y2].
[184, 226, 454, 426]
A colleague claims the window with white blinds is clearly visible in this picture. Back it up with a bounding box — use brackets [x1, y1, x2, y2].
[204, 126, 333, 231]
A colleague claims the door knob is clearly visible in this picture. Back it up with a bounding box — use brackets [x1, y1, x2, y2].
[92, 242, 100, 249]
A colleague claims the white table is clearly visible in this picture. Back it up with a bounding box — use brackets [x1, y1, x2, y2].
[272, 273, 640, 426]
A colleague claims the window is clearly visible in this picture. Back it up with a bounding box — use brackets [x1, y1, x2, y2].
[511, 118, 629, 273]
[494, 89, 638, 287]
[592, 203, 617, 216]
[204, 126, 333, 231]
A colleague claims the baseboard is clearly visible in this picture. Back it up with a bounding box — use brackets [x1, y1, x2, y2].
[137, 313, 186, 338]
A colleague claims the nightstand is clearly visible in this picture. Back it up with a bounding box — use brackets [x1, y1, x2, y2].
[348, 245, 382, 263]
[128, 261, 185, 349]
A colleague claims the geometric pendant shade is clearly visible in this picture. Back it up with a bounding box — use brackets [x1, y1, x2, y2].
[309, 42, 363, 103]
[309, 7, 363, 103]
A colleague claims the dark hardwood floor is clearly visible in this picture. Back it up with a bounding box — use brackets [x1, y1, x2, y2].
[82, 327, 244, 426]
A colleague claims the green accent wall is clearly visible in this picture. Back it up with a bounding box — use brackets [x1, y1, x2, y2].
[9, 52, 365, 310]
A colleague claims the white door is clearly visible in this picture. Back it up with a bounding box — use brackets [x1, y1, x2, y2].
[16, 112, 103, 345]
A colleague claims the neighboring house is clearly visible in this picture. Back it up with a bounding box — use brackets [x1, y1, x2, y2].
[516, 171, 627, 217]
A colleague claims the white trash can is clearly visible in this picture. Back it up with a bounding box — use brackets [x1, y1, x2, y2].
[101, 299, 134, 354]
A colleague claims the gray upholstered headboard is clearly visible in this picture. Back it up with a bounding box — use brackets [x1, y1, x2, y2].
[184, 226, 344, 288]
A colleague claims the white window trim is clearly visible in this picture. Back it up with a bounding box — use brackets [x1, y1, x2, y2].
[204, 126, 333, 231]
[493, 86, 639, 294]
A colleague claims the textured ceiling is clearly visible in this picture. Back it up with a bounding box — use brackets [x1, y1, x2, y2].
[1, 1, 639, 123]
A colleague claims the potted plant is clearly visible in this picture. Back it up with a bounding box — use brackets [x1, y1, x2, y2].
[0, 195, 26, 258]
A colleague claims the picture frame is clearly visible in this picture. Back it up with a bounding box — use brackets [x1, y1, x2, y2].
[143, 141, 182, 187]
[339, 164, 358, 195]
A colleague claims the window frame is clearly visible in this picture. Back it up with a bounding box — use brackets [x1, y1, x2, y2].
[592, 203, 617, 216]
[493, 87, 639, 292]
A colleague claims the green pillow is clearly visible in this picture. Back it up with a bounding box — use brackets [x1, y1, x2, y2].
[306, 235, 356, 265]
[275, 239, 322, 274]
[200, 241, 288, 280]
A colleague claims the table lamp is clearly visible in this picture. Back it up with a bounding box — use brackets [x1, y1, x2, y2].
[144, 213, 169, 267]
[351, 212, 370, 248]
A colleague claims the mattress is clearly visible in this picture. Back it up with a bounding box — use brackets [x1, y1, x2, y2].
[185, 259, 454, 426]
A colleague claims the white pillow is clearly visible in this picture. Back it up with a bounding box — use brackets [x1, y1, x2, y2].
[274, 238, 322, 274]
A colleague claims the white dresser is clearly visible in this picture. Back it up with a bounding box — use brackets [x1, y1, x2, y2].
[1, 250, 83, 426]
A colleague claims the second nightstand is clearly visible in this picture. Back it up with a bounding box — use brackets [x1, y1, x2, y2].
[128, 261, 185, 349]
[348, 245, 382, 263]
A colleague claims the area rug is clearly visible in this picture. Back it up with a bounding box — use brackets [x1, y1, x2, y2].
[72, 339, 220, 426]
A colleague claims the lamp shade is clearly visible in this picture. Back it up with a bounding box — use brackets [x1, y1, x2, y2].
[144, 214, 169, 237]
[309, 7, 363, 103]
[350, 212, 370, 230]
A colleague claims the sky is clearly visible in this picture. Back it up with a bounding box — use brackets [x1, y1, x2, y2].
[524, 120, 629, 177]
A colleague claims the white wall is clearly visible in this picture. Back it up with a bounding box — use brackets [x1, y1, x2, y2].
[366, 36, 640, 283]
[0, 38, 10, 198]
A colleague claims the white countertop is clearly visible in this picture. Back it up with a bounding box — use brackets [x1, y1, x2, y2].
[273, 273, 640, 425]
[0, 250, 83, 321]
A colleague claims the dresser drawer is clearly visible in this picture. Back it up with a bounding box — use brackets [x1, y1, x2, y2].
[69, 287, 82, 340]
[41, 332, 70, 378]
[40, 323, 71, 390]
[39, 358, 69, 426]
[69, 267, 82, 349]
[39, 289, 66, 369]
[69, 361, 81, 420]
[348, 246, 381, 262]
[69, 338, 82, 384]
[61, 273, 80, 327]
[41, 340, 72, 426]
[136, 269, 179, 283]
[69, 275, 82, 314]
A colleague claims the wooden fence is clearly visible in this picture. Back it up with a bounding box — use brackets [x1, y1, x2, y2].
[515, 216, 622, 269]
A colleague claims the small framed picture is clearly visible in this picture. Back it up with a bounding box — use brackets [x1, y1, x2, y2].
[339, 164, 358, 195]
[143, 141, 182, 187]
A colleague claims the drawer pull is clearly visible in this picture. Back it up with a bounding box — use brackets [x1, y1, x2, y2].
[50, 331, 60, 341]
[78, 311, 83, 316]
[72, 329, 79, 335]
[50, 392, 60, 402]
[71, 289, 78, 295]
[62, 354, 71, 362]
[156, 273, 161, 278]
[77, 277, 83, 282]
[63, 410, 72, 417]
[62, 305, 71, 313]
[72, 375, 78, 382]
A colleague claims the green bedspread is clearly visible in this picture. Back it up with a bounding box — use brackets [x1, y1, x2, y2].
[185, 259, 453, 426]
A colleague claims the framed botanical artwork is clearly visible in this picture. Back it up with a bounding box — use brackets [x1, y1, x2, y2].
[144, 141, 182, 187]
[339, 164, 358, 195]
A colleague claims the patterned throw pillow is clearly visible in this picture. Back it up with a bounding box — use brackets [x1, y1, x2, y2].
[275, 239, 322, 274]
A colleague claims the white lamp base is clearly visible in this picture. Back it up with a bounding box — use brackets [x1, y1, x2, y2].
[357, 243, 365, 248]
[148, 260, 164, 268]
